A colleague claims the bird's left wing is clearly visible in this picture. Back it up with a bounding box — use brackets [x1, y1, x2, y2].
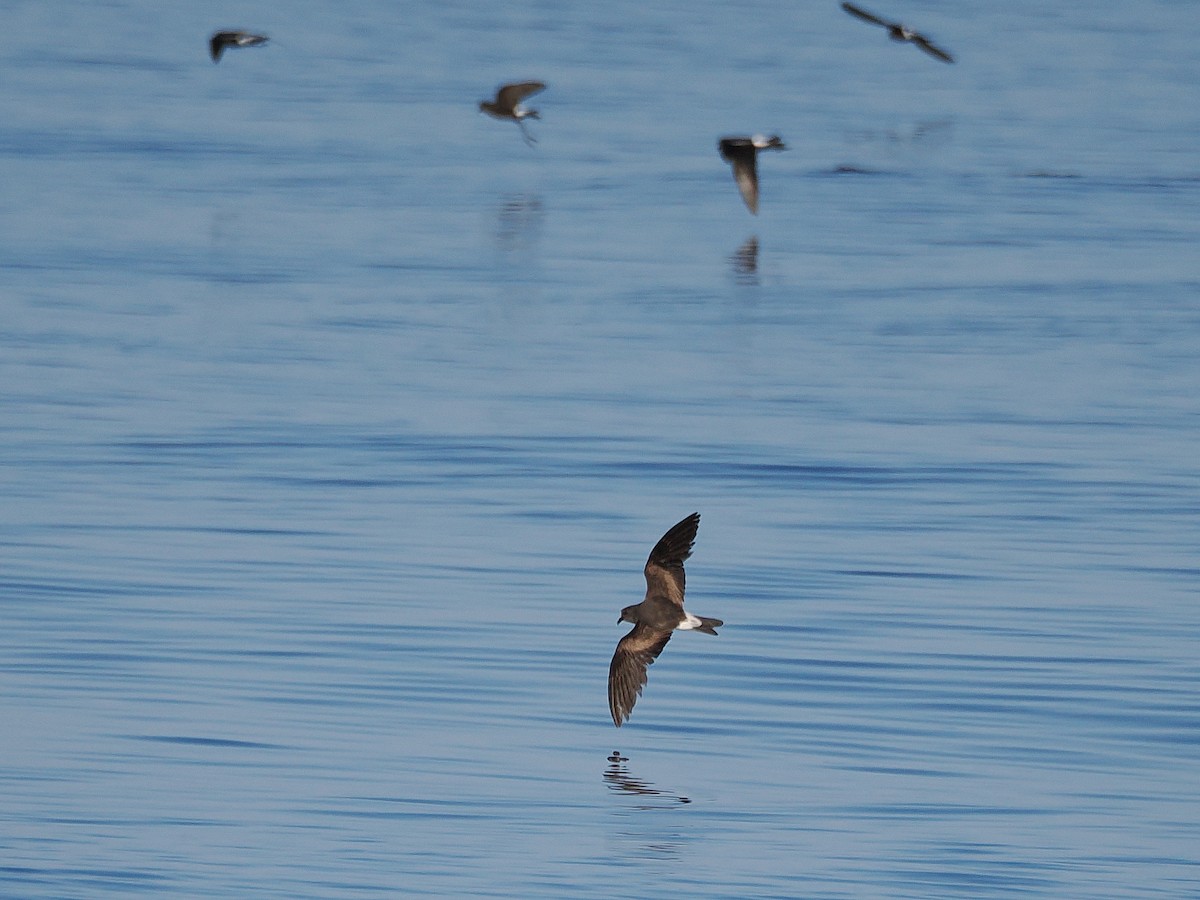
[608, 624, 673, 726]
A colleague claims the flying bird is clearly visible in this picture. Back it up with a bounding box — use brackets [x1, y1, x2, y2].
[718, 135, 787, 215]
[479, 81, 547, 146]
[608, 513, 723, 727]
[209, 30, 269, 63]
[840, 3, 955, 63]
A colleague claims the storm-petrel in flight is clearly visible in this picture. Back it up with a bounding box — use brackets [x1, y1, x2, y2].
[718, 135, 786, 215]
[840, 3, 954, 63]
[608, 513, 723, 727]
[479, 81, 546, 146]
[209, 31, 269, 63]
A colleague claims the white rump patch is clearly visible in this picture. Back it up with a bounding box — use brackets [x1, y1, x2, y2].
[678, 612, 704, 630]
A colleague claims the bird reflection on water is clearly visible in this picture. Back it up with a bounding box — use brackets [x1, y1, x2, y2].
[493, 193, 544, 254]
[730, 235, 759, 285]
[603, 753, 692, 808]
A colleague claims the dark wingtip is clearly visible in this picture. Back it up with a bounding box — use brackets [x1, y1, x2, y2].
[650, 513, 701, 567]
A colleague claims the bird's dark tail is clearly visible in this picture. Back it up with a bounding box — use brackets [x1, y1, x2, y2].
[694, 617, 722, 636]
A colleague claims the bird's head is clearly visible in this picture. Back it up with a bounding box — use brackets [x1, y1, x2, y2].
[618, 605, 637, 625]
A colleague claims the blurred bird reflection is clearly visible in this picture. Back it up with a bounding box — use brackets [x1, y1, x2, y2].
[730, 235, 759, 285]
[603, 756, 692, 808]
[494, 193, 544, 253]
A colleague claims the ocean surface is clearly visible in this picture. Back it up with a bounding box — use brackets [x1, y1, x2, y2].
[2, 0, 1199, 896]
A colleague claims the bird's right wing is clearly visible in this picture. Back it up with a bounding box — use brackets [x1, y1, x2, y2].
[730, 155, 760, 214]
[643, 512, 699, 608]
[914, 35, 954, 63]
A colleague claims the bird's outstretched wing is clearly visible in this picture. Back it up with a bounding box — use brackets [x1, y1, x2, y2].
[497, 81, 546, 109]
[209, 33, 232, 62]
[730, 154, 759, 214]
[609, 624, 673, 726]
[913, 35, 954, 63]
[643, 512, 699, 608]
[841, 2, 893, 29]
[719, 140, 760, 214]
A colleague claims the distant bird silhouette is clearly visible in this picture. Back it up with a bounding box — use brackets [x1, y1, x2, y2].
[209, 30, 269, 63]
[840, 3, 954, 63]
[479, 81, 546, 146]
[718, 135, 786, 215]
[608, 513, 723, 727]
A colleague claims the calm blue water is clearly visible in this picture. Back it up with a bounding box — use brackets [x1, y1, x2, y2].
[2, 0, 1199, 896]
